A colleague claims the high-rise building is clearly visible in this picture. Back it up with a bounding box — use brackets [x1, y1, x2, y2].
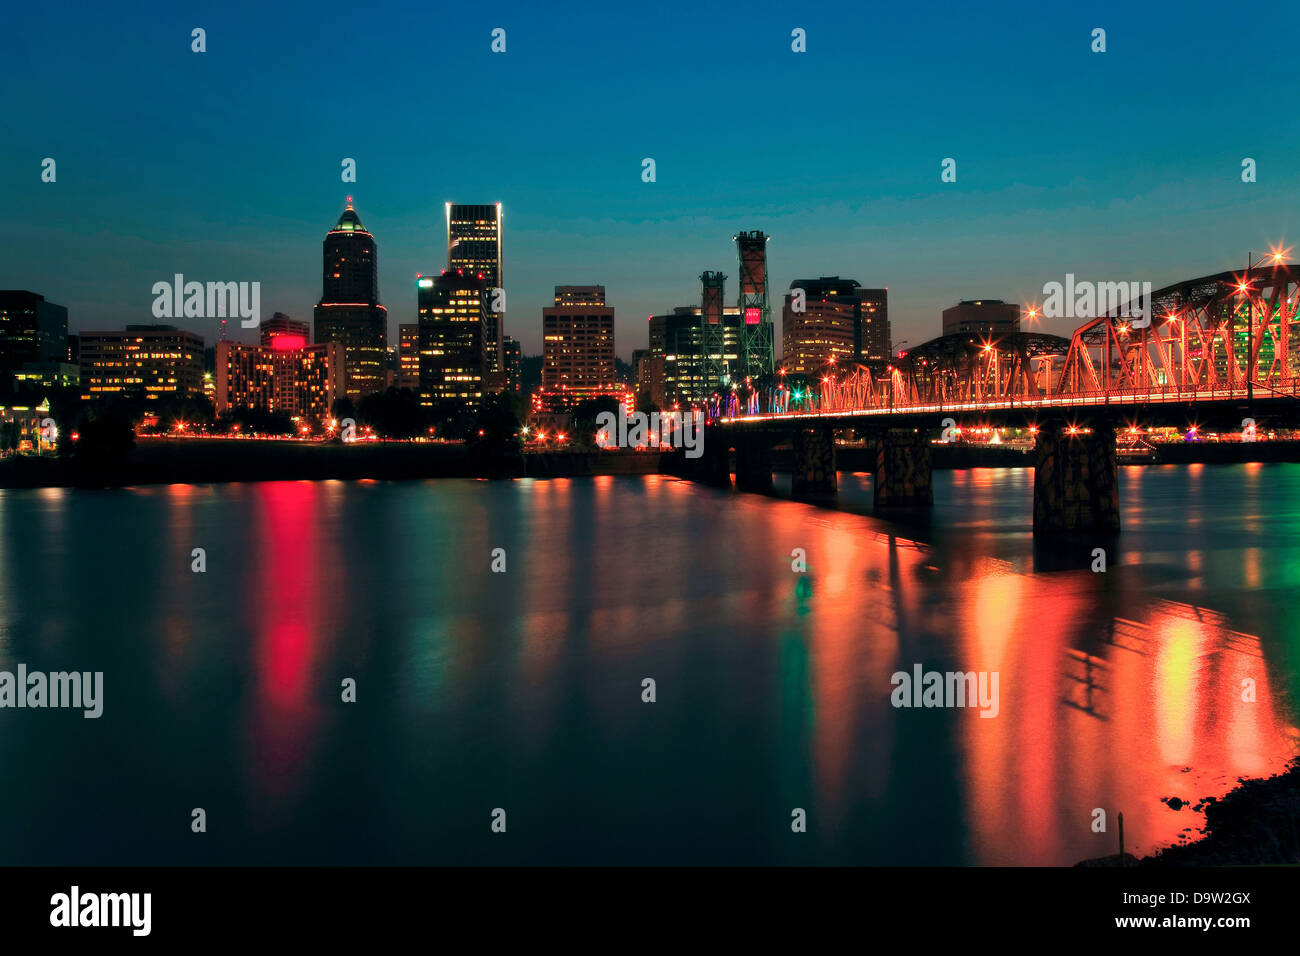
[216, 339, 345, 425]
[260, 312, 310, 349]
[735, 231, 774, 379]
[313, 198, 388, 401]
[502, 335, 521, 392]
[418, 270, 489, 407]
[0, 291, 69, 386]
[781, 278, 890, 374]
[398, 324, 421, 390]
[649, 306, 743, 407]
[942, 299, 1020, 337]
[79, 325, 205, 400]
[538, 286, 619, 409]
[631, 348, 651, 403]
[856, 287, 890, 369]
[446, 203, 504, 388]
[643, 314, 668, 408]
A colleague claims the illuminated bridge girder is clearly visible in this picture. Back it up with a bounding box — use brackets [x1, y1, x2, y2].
[723, 263, 1300, 420]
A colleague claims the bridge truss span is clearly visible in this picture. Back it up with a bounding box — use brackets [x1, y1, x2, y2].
[720, 262, 1300, 422]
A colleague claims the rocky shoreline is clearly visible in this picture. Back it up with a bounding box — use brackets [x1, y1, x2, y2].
[1139, 759, 1300, 866]
[1079, 758, 1300, 866]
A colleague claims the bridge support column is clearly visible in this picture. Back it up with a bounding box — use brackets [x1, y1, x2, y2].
[1033, 422, 1119, 533]
[734, 433, 773, 492]
[792, 426, 837, 496]
[873, 429, 933, 509]
[664, 426, 731, 487]
[699, 427, 732, 487]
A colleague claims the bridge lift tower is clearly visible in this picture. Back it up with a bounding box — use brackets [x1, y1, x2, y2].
[700, 270, 728, 392]
[735, 230, 773, 381]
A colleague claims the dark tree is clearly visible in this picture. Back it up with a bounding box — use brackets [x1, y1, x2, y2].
[356, 387, 430, 439]
[571, 395, 622, 448]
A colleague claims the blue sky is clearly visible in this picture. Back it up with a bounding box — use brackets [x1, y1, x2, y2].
[5, 0, 1297, 358]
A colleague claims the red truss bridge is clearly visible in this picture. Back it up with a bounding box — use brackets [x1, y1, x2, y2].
[671, 260, 1300, 534]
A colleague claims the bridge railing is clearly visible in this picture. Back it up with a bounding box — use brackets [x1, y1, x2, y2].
[710, 375, 1300, 423]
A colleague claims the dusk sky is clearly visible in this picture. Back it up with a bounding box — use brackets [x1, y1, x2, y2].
[6, 0, 1297, 358]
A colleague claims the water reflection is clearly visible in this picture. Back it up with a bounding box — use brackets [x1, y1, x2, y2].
[0, 465, 1295, 865]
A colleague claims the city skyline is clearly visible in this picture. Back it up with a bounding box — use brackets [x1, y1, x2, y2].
[4, 0, 1300, 913]
[6, 1, 1295, 359]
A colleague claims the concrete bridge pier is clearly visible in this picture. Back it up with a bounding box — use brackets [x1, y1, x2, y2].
[791, 426, 837, 496]
[873, 428, 933, 509]
[1033, 422, 1120, 533]
[663, 426, 731, 487]
[733, 432, 774, 492]
[699, 427, 733, 487]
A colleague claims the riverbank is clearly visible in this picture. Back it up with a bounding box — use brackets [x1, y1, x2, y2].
[1138, 759, 1300, 866]
[5, 437, 1300, 488]
[1076, 759, 1300, 866]
[0, 439, 667, 487]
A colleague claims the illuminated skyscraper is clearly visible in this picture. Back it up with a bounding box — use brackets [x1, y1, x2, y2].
[651, 306, 743, 407]
[398, 323, 420, 389]
[417, 270, 489, 407]
[216, 338, 344, 425]
[502, 335, 521, 392]
[538, 286, 619, 409]
[261, 312, 309, 349]
[313, 198, 388, 401]
[0, 290, 68, 384]
[781, 279, 890, 374]
[446, 202, 504, 388]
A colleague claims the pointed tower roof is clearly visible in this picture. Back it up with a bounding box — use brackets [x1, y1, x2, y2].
[334, 196, 365, 232]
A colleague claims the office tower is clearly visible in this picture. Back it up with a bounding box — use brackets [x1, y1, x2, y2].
[651, 306, 743, 407]
[216, 339, 345, 425]
[417, 270, 489, 407]
[631, 348, 651, 403]
[538, 286, 619, 409]
[313, 198, 388, 401]
[446, 203, 504, 388]
[643, 315, 668, 408]
[0, 291, 69, 386]
[398, 324, 421, 389]
[260, 313, 310, 350]
[941, 299, 1020, 337]
[735, 231, 773, 379]
[855, 287, 890, 369]
[79, 325, 205, 400]
[502, 336, 521, 392]
[781, 278, 891, 374]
